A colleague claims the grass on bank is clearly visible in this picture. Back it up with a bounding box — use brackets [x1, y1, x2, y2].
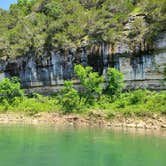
[0, 89, 165, 118]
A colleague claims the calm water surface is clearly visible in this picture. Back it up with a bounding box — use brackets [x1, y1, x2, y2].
[0, 125, 165, 166]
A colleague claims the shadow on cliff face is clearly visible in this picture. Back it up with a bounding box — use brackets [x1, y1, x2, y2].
[88, 43, 110, 74]
[88, 43, 121, 75]
[5, 62, 20, 77]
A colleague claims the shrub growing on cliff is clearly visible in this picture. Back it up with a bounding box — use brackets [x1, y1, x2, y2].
[0, 77, 24, 104]
[74, 65, 104, 105]
[58, 81, 80, 113]
[105, 68, 124, 98]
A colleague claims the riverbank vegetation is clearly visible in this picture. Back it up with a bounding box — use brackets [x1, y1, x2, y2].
[0, 65, 165, 118]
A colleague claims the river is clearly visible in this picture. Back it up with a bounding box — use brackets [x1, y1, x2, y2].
[0, 125, 165, 166]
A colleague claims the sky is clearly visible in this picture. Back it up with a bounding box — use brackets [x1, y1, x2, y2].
[0, 0, 17, 10]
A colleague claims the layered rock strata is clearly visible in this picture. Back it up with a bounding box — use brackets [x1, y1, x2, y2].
[0, 33, 166, 93]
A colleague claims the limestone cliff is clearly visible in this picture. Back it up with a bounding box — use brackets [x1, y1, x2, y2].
[0, 1, 166, 93]
[0, 31, 165, 93]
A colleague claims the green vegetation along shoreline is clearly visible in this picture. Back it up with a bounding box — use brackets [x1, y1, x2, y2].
[0, 65, 165, 130]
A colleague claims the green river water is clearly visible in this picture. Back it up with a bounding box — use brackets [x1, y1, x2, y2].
[0, 125, 165, 166]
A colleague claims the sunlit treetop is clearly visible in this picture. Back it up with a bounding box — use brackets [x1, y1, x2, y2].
[0, 0, 165, 58]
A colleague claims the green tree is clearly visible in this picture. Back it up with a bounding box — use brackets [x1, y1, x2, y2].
[0, 77, 24, 104]
[0, 0, 166, 59]
[44, 1, 64, 19]
[105, 68, 124, 98]
[59, 81, 79, 113]
[74, 65, 104, 104]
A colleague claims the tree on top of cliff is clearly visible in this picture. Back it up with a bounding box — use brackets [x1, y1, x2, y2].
[0, 0, 165, 58]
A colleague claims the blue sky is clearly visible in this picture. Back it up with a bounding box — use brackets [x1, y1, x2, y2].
[0, 0, 17, 10]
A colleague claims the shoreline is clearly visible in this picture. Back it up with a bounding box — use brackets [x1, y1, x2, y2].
[0, 112, 166, 131]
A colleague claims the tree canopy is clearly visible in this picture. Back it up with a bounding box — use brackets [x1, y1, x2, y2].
[0, 0, 165, 58]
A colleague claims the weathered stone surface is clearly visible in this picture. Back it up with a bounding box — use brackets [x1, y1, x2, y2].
[155, 33, 166, 50]
[0, 32, 165, 93]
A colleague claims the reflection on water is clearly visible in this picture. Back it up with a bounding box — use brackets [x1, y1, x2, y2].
[0, 125, 165, 166]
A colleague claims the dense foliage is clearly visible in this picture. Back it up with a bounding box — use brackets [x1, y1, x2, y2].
[0, 0, 166, 58]
[0, 66, 165, 117]
[74, 65, 104, 105]
[58, 81, 80, 113]
[105, 68, 124, 98]
[0, 77, 24, 103]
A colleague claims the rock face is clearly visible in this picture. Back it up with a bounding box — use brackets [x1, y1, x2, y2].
[0, 32, 166, 93]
